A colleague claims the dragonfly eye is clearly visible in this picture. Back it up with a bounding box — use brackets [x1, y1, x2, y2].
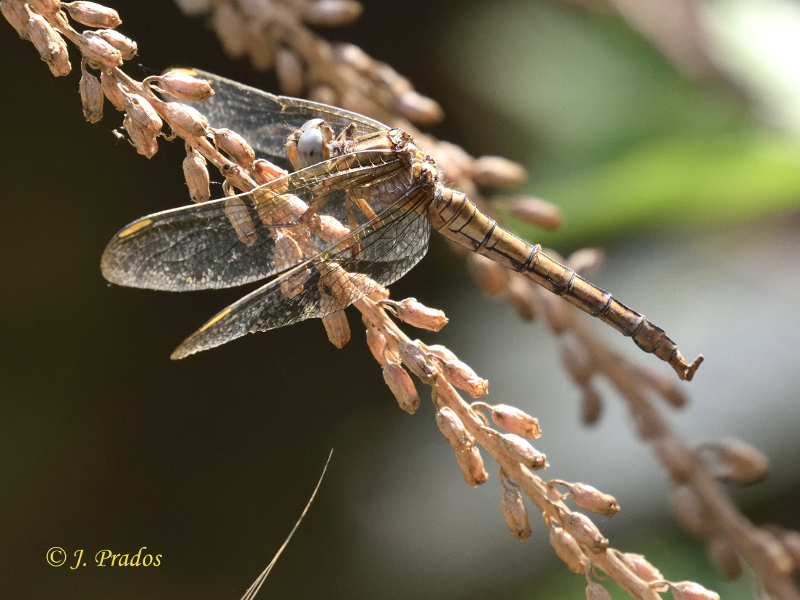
[296, 124, 324, 168]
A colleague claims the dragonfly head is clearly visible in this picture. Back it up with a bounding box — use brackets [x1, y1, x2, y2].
[285, 118, 334, 170]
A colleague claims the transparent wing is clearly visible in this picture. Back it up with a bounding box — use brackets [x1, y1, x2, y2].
[175, 69, 388, 168]
[101, 148, 406, 291]
[171, 185, 431, 359]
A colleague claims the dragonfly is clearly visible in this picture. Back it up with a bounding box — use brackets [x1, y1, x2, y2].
[101, 70, 702, 381]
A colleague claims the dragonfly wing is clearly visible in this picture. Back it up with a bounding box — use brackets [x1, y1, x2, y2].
[171, 185, 431, 359]
[175, 69, 388, 166]
[102, 149, 406, 291]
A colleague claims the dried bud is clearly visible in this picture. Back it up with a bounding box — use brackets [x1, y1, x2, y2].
[157, 70, 214, 101]
[455, 445, 488, 487]
[440, 359, 488, 398]
[252, 158, 286, 185]
[506, 273, 537, 321]
[549, 526, 587, 573]
[79, 63, 103, 123]
[633, 363, 686, 408]
[27, 0, 60, 13]
[560, 482, 619, 518]
[123, 114, 158, 158]
[566, 247, 604, 276]
[304, 0, 362, 26]
[471, 156, 526, 188]
[315, 215, 351, 247]
[27, 9, 70, 76]
[382, 298, 447, 332]
[565, 512, 608, 554]
[213, 3, 248, 59]
[365, 326, 387, 366]
[489, 404, 540, 439]
[383, 361, 419, 414]
[123, 92, 162, 134]
[654, 437, 695, 483]
[708, 535, 742, 580]
[247, 32, 275, 71]
[670, 485, 711, 539]
[394, 89, 443, 125]
[308, 83, 337, 106]
[76, 30, 123, 68]
[435, 406, 472, 452]
[274, 232, 306, 296]
[467, 253, 506, 297]
[617, 553, 665, 589]
[700, 439, 769, 486]
[366, 286, 389, 302]
[500, 473, 531, 542]
[213, 128, 255, 168]
[224, 196, 257, 246]
[561, 344, 593, 386]
[159, 101, 209, 138]
[664, 581, 720, 600]
[586, 582, 613, 600]
[779, 529, 800, 570]
[65, 1, 122, 29]
[276, 47, 304, 97]
[331, 42, 372, 73]
[100, 70, 126, 111]
[183, 146, 210, 203]
[2, 0, 31, 39]
[322, 310, 350, 349]
[505, 196, 562, 230]
[397, 341, 437, 384]
[498, 432, 546, 470]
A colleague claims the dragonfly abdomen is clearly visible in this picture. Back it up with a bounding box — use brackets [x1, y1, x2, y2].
[429, 187, 702, 380]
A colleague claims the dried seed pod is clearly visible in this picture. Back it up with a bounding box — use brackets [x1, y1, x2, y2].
[670, 485, 711, 539]
[65, 1, 122, 28]
[700, 439, 769, 486]
[276, 47, 304, 97]
[394, 89, 443, 125]
[322, 310, 350, 349]
[503, 196, 563, 230]
[663, 581, 720, 600]
[252, 158, 286, 185]
[455, 445, 488, 487]
[100, 70, 126, 111]
[123, 114, 158, 158]
[549, 526, 587, 573]
[93, 29, 137, 61]
[467, 253, 506, 297]
[213, 128, 255, 168]
[382, 361, 419, 414]
[159, 101, 209, 138]
[182, 145, 210, 203]
[565, 512, 608, 554]
[617, 553, 665, 589]
[157, 70, 214, 101]
[76, 30, 123, 68]
[424, 344, 458, 363]
[471, 156, 527, 188]
[2, 0, 31, 39]
[558, 482, 619, 518]
[506, 273, 537, 321]
[586, 582, 613, 600]
[365, 326, 387, 366]
[224, 196, 257, 246]
[382, 298, 447, 332]
[500, 472, 531, 542]
[488, 404, 540, 439]
[304, 0, 362, 27]
[707, 535, 742, 580]
[397, 341, 437, 384]
[440, 359, 488, 398]
[435, 406, 472, 452]
[123, 92, 162, 134]
[79, 62, 103, 123]
[27, 9, 71, 76]
[213, 2, 248, 59]
[498, 433, 546, 470]
[581, 386, 602, 425]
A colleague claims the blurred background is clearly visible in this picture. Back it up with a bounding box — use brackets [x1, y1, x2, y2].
[1, 0, 800, 598]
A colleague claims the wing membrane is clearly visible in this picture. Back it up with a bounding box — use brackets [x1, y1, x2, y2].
[175, 69, 388, 167]
[101, 149, 405, 291]
[171, 186, 431, 359]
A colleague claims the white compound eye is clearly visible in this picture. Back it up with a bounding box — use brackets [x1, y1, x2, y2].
[296, 120, 325, 168]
